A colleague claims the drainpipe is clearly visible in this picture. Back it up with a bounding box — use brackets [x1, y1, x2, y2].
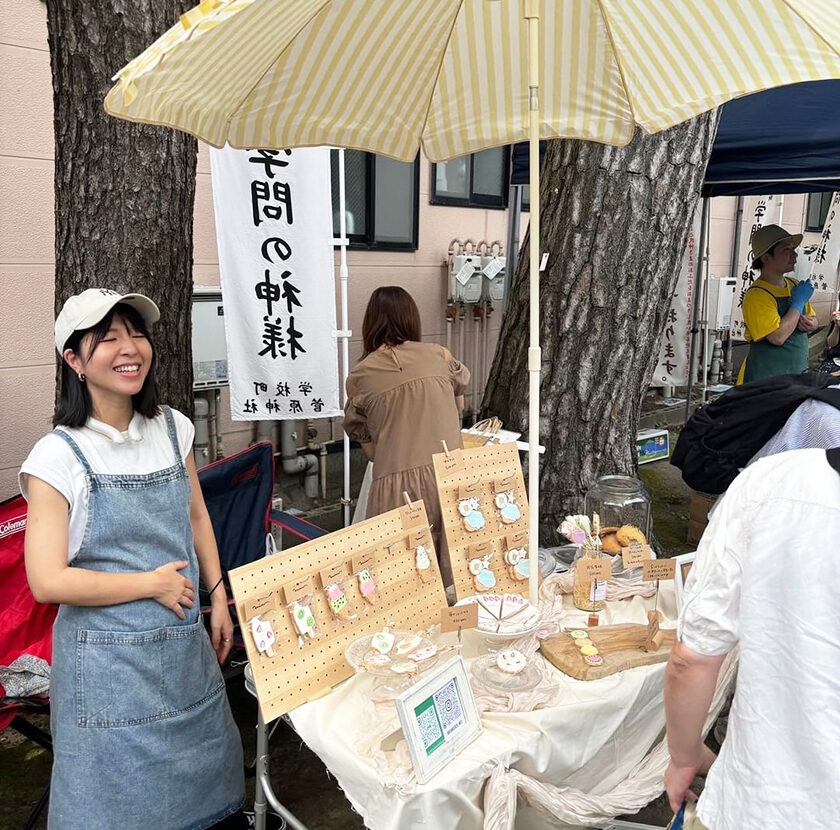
[280, 421, 319, 499]
[193, 396, 210, 468]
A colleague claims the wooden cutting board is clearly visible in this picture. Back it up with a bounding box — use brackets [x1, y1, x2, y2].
[540, 623, 675, 681]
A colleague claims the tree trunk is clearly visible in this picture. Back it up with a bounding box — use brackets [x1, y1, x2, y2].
[47, 0, 197, 414]
[483, 114, 719, 542]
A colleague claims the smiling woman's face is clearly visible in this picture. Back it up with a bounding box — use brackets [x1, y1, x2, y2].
[72, 313, 153, 400]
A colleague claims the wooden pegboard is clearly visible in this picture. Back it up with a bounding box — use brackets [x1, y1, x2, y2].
[228, 501, 447, 723]
[432, 442, 535, 601]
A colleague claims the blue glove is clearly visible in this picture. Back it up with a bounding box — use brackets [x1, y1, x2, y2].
[790, 279, 814, 314]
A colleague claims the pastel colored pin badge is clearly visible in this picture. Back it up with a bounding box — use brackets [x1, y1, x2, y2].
[250, 615, 276, 657]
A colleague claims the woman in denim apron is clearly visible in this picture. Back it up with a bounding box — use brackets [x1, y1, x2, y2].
[22, 289, 244, 829]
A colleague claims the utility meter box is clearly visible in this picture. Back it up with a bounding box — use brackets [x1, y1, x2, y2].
[450, 254, 483, 303]
[192, 286, 229, 389]
[482, 255, 506, 302]
[707, 276, 737, 330]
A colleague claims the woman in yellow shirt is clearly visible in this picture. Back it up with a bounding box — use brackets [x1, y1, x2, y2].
[737, 224, 816, 384]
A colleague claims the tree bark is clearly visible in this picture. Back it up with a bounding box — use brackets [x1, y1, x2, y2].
[483, 114, 719, 542]
[46, 0, 197, 414]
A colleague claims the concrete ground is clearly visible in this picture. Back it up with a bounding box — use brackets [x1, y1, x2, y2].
[2, 438, 700, 830]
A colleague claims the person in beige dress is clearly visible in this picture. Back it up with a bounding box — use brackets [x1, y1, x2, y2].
[344, 287, 469, 584]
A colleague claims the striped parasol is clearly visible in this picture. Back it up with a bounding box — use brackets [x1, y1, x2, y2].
[106, 0, 840, 605]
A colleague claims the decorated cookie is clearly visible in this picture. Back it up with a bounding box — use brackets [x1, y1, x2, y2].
[580, 645, 599, 657]
[415, 544, 433, 582]
[469, 554, 496, 591]
[409, 645, 438, 663]
[496, 649, 527, 675]
[569, 630, 589, 639]
[325, 583, 351, 620]
[391, 660, 418, 675]
[575, 638, 593, 648]
[495, 491, 522, 524]
[509, 558, 530, 582]
[370, 631, 395, 654]
[584, 654, 603, 666]
[395, 635, 422, 655]
[249, 615, 276, 657]
[460, 497, 486, 532]
[290, 601, 317, 641]
[357, 568, 379, 604]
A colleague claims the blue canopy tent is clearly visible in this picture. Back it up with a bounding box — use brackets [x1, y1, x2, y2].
[510, 80, 840, 195]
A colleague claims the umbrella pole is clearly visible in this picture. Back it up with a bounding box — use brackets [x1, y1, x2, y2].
[337, 149, 352, 527]
[525, 0, 541, 607]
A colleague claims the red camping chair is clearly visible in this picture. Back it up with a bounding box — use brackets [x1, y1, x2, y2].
[0, 494, 57, 830]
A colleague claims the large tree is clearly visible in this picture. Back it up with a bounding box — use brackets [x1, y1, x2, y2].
[483, 113, 719, 542]
[46, 0, 197, 413]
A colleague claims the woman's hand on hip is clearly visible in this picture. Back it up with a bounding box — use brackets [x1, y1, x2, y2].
[210, 599, 235, 664]
[150, 560, 195, 619]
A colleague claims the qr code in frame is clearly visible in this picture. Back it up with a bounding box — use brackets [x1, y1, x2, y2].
[432, 678, 465, 737]
[415, 699, 444, 753]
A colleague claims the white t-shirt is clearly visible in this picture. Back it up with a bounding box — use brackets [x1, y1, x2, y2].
[19, 409, 195, 563]
[678, 448, 840, 830]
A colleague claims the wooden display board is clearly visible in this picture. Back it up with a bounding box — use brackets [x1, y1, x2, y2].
[432, 442, 533, 601]
[540, 623, 675, 681]
[228, 501, 447, 723]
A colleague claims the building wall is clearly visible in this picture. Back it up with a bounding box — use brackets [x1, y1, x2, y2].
[0, 2, 830, 499]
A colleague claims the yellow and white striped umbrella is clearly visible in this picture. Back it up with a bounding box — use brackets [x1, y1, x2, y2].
[105, 0, 840, 162]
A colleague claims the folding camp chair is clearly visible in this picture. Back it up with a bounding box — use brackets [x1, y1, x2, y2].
[0, 494, 57, 830]
[199, 442, 328, 830]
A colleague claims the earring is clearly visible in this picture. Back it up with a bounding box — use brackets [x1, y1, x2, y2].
[77, 372, 86, 382]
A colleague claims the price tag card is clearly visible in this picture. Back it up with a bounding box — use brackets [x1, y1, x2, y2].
[505, 530, 528, 550]
[492, 474, 516, 494]
[457, 481, 483, 501]
[454, 262, 475, 285]
[243, 591, 280, 621]
[351, 550, 377, 574]
[622, 542, 652, 569]
[643, 558, 676, 581]
[407, 527, 431, 548]
[318, 560, 350, 589]
[400, 501, 425, 530]
[440, 603, 479, 633]
[439, 448, 463, 477]
[575, 557, 611, 583]
[468, 541, 494, 560]
[282, 575, 314, 605]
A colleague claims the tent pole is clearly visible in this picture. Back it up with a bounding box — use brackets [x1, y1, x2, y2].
[503, 184, 522, 312]
[337, 149, 352, 527]
[684, 196, 710, 423]
[525, 0, 541, 607]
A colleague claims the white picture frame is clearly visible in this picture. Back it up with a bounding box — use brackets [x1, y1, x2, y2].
[394, 655, 482, 784]
[673, 551, 697, 614]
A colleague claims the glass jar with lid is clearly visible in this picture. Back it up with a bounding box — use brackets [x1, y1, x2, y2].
[584, 475, 651, 542]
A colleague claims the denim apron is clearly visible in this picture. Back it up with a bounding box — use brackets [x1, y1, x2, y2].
[743, 281, 809, 384]
[49, 408, 244, 830]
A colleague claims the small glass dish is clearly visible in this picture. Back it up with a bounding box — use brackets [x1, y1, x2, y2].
[470, 652, 542, 693]
[344, 630, 440, 678]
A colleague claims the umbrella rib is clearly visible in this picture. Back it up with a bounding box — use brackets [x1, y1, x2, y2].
[779, 0, 840, 59]
[225, 0, 333, 134]
[416, 0, 467, 159]
[593, 0, 638, 128]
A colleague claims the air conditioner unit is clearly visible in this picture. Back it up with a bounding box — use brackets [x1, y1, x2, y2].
[192, 286, 229, 389]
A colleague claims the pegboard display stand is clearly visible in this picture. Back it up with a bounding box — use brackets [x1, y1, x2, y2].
[229, 501, 447, 723]
[432, 443, 534, 601]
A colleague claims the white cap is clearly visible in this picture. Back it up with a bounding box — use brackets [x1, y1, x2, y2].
[55, 288, 160, 352]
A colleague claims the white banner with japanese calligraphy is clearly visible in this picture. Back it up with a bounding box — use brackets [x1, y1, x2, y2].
[729, 194, 782, 340]
[650, 206, 702, 386]
[210, 146, 340, 420]
[810, 191, 840, 296]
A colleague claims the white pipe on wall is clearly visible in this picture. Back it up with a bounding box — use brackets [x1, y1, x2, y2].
[280, 421, 319, 500]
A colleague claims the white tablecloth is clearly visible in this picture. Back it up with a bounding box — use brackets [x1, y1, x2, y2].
[289, 587, 682, 830]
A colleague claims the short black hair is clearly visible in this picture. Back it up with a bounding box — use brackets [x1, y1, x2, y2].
[54, 303, 160, 428]
[751, 241, 781, 271]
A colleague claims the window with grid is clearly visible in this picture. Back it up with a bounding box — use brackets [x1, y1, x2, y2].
[330, 150, 419, 250]
[805, 191, 835, 232]
[431, 147, 510, 209]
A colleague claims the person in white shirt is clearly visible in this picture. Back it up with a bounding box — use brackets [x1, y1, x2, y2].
[21, 288, 246, 830]
[663, 447, 840, 830]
